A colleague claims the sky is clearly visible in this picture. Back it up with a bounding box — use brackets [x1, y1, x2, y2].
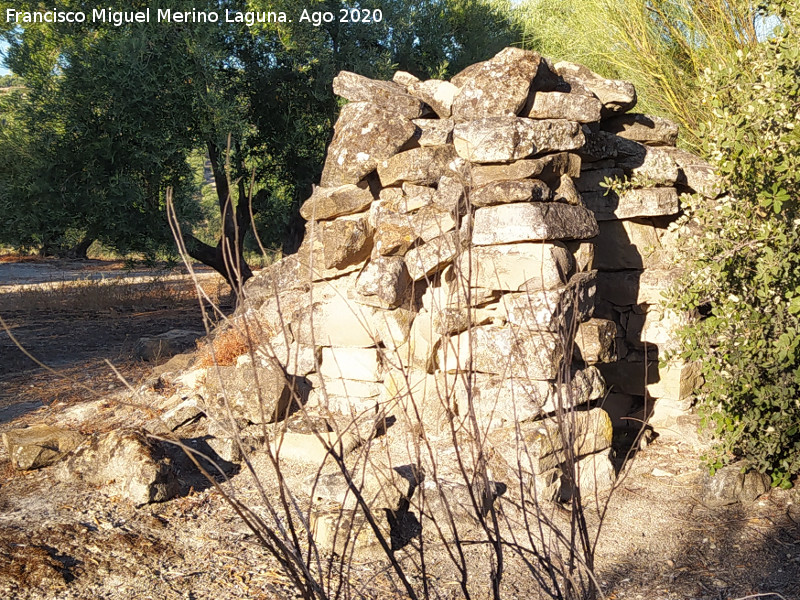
[0, 40, 9, 76]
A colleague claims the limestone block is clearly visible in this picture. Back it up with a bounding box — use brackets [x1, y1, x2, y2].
[159, 396, 205, 431]
[453, 117, 584, 163]
[554, 61, 637, 113]
[451, 47, 544, 121]
[601, 113, 679, 146]
[700, 465, 770, 507]
[258, 341, 320, 376]
[471, 179, 552, 207]
[405, 230, 465, 281]
[134, 329, 204, 362]
[354, 256, 410, 308]
[205, 363, 293, 424]
[448, 366, 605, 430]
[438, 324, 563, 379]
[487, 407, 614, 476]
[470, 151, 581, 187]
[583, 187, 680, 221]
[55, 429, 179, 506]
[412, 118, 455, 146]
[626, 308, 682, 349]
[393, 70, 420, 88]
[310, 507, 391, 558]
[617, 144, 681, 185]
[370, 307, 415, 351]
[321, 102, 417, 187]
[662, 146, 723, 198]
[560, 449, 616, 501]
[299, 183, 375, 221]
[292, 295, 379, 348]
[408, 79, 461, 118]
[567, 241, 595, 272]
[596, 269, 679, 306]
[309, 465, 419, 516]
[574, 318, 617, 364]
[321, 378, 383, 399]
[3, 425, 86, 471]
[316, 213, 373, 269]
[646, 360, 702, 404]
[458, 242, 572, 291]
[554, 174, 582, 205]
[503, 270, 597, 333]
[373, 204, 456, 256]
[472, 203, 598, 245]
[271, 431, 361, 466]
[525, 91, 602, 123]
[377, 145, 464, 186]
[332, 70, 425, 118]
[434, 176, 465, 213]
[593, 218, 668, 270]
[320, 347, 382, 383]
[413, 478, 503, 529]
[403, 312, 439, 372]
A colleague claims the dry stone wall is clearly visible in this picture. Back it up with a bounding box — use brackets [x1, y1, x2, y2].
[2, 48, 721, 521]
[235, 47, 718, 490]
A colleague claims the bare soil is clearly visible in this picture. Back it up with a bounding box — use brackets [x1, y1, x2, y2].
[0, 258, 798, 600]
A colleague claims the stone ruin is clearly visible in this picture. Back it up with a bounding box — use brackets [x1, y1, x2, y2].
[3, 47, 720, 551]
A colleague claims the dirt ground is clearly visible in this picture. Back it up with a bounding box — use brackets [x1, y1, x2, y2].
[1, 258, 799, 600]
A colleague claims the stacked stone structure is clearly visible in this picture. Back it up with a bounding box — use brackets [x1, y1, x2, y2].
[4, 49, 720, 532]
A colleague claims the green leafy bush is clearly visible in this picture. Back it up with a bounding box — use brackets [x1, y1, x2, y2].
[669, 1, 800, 487]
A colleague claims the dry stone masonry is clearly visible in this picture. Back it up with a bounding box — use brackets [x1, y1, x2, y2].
[3, 49, 719, 552]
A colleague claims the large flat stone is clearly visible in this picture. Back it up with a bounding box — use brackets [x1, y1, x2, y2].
[438, 324, 563, 379]
[525, 91, 602, 123]
[300, 183, 375, 221]
[354, 256, 411, 308]
[503, 270, 597, 332]
[320, 347, 382, 383]
[453, 117, 584, 163]
[471, 179, 552, 207]
[205, 362, 293, 424]
[377, 145, 464, 186]
[55, 429, 179, 506]
[593, 218, 668, 270]
[321, 102, 417, 187]
[601, 113, 679, 146]
[292, 295, 379, 348]
[583, 187, 679, 220]
[458, 242, 572, 291]
[332, 70, 425, 118]
[412, 118, 455, 146]
[554, 61, 637, 113]
[470, 152, 581, 188]
[3, 425, 86, 471]
[472, 203, 598, 245]
[405, 230, 465, 281]
[662, 146, 723, 198]
[408, 79, 460, 118]
[451, 47, 544, 121]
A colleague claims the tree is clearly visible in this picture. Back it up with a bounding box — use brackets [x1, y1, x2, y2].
[0, 0, 520, 289]
[669, 1, 800, 486]
[517, 0, 769, 149]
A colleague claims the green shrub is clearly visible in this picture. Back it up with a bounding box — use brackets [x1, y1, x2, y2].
[669, 1, 800, 487]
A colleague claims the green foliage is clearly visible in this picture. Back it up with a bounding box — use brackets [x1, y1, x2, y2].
[0, 0, 519, 266]
[669, 1, 800, 487]
[517, 0, 768, 150]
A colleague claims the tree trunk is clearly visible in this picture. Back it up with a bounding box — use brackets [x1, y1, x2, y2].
[179, 141, 264, 295]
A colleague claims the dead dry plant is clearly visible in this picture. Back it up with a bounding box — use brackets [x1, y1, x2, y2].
[157, 164, 654, 600]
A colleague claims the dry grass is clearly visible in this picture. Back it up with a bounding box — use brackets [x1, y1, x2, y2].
[195, 327, 250, 367]
[0, 275, 225, 315]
